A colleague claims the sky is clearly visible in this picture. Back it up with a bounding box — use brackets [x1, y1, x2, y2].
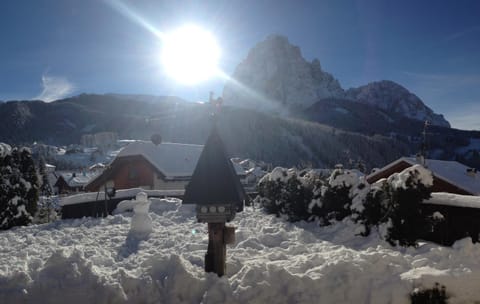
[1, 0, 480, 130]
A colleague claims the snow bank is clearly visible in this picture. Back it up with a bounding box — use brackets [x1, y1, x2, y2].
[2, 199, 480, 303]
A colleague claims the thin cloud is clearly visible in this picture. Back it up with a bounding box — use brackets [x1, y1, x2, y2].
[34, 74, 75, 102]
[445, 25, 480, 42]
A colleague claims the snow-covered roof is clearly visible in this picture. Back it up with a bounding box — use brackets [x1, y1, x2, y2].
[58, 172, 100, 188]
[115, 141, 246, 177]
[116, 141, 203, 177]
[425, 192, 480, 209]
[368, 157, 480, 195]
[88, 163, 105, 171]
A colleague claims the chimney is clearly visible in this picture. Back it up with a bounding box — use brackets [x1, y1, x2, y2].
[415, 153, 425, 167]
[466, 168, 477, 178]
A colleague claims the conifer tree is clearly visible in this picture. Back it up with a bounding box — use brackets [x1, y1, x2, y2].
[35, 157, 56, 223]
[0, 146, 39, 229]
[357, 165, 433, 247]
[312, 168, 357, 225]
[385, 170, 432, 247]
[282, 174, 312, 222]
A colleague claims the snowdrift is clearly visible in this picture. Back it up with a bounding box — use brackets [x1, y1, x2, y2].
[1, 198, 480, 303]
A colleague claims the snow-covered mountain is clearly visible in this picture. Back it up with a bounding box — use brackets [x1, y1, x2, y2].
[223, 35, 450, 127]
[223, 35, 345, 113]
[346, 81, 450, 127]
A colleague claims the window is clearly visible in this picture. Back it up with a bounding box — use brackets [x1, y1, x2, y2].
[128, 166, 138, 180]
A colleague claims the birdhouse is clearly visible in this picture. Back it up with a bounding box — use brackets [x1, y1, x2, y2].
[183, 124, 247, 223]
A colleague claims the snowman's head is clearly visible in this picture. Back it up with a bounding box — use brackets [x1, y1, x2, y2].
[136, 191, 148, 202]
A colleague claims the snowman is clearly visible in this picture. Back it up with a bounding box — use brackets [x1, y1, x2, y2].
[129, 191, 153, 238]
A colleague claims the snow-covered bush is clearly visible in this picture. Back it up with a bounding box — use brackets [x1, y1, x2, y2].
[0, 145, 39, 229]
[256, 167, 363, 224]
[357, 165, 434, 247]
[385, 165, 434, 246]
[257, 164, 436, 247]
[311, 168, 361, 225]
[355, 179, 389, 236]
[256, 167, 323, 222]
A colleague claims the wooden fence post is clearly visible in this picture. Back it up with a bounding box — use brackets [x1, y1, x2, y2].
[205, 222, 226, 276]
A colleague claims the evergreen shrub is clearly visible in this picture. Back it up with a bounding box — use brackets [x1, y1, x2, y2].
[0, 145, 39, 229]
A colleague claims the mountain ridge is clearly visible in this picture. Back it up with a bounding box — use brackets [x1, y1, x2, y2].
[0, 94, 479, 170]
[223, 35, 450, 127]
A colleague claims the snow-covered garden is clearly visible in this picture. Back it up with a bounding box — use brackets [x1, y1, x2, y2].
[1, 196, 480, 303]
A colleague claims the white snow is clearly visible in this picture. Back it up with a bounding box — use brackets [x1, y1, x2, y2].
[425, 192, 480, 209]
[0, 142, 12, 157]
[117, 141, 204, 177]
[432, 211, 445, 220]
[260, 167, 293, 183]
[60, 188, 184, 206]
[2, 199, 480, 303]
[329, 169, 360, 188]
[259, 167, 320, 189]
[109, 141, 246, 179]
[388, 164, 433, 190]
[370, 157, 480, 195]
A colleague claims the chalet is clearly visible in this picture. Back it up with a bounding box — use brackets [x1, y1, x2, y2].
[55, 171, 100, 194]
[85, 141, 246, 192]
[367, 157, 480, 195]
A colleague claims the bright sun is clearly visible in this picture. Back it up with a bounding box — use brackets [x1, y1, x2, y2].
[161, 25, 221, 85]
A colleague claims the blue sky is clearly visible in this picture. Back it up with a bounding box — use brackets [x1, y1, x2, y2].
[1, 0, 480, 129]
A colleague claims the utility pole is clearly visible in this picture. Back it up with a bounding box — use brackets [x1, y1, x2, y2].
[420, 120, 430, 166]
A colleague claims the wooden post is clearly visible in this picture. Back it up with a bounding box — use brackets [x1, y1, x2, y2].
[205, 222, 226, 276]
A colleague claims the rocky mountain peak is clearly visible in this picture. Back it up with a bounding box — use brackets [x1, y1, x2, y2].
[223, 35, 450, 127]
[223, 35, 345, 112]
[346, 80, 450, 127]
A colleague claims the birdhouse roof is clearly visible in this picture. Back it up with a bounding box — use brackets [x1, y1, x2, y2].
[183, 126, 248, 209]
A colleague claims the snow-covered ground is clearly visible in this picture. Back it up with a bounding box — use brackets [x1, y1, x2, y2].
[1, 198, 480, 303]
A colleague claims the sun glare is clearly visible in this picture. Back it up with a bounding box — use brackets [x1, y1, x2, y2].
[161, 25, 221, 85]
